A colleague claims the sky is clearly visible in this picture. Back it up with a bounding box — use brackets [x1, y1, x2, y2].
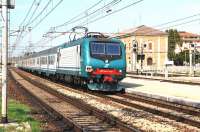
[7, 0, 200, 56]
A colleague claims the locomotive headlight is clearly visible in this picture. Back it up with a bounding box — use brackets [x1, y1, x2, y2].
[86, 66, 93, 72]
[119, 70, 122, 73]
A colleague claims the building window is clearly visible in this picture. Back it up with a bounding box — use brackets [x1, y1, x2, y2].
[147, 58, 153, 65]
[148, 42, 152, 50]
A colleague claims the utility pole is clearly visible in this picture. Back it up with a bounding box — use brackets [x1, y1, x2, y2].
[28, 27, 32, 52]
[1, 0, 9, 123]
[1, 0, 15, 123]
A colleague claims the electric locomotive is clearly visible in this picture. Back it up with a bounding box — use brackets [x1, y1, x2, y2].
[81, 33, 126, 91]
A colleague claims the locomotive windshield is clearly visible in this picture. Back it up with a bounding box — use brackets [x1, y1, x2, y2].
[90, 42, 121, 60]
[90, 42, 105, 55]
[106, 43, 120, 56]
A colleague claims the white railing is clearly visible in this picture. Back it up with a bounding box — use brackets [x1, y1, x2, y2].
[139, 65, 200, 76]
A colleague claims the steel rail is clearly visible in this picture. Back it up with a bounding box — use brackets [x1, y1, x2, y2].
[13, 68, 141, 132]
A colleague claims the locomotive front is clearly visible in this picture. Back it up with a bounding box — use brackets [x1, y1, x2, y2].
[82, 37, 126, 92]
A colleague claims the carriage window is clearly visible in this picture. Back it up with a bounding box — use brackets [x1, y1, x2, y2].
[48, 56, 55, 65]
[45, 57, 47, 64]
[33, 59, 35, 65]
[37, 58, 40, 64]
[52, 56, 55, 64]
[41, 57, 47, 65]
[48, 56, 51, 64]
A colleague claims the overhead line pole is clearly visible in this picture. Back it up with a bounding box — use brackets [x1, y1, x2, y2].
[1, 0, 14, 123]
[1, 0, 9, 123]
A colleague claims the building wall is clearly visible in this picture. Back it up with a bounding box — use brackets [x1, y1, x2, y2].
[179, 33, 200, 51]
[121, 35, 168, 71]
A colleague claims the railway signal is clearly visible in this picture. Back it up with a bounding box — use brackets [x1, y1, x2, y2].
[132, 40, 138, 50]
[132, 40, 147, 72]
[137, 54, 145, 60]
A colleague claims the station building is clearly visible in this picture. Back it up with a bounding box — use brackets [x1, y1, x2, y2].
[118, 25, 168, 72]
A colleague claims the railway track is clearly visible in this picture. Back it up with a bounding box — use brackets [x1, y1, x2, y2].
[105, 93, 200, 128]
[13, 68, 200, 131]
[11, 69, 140, 132]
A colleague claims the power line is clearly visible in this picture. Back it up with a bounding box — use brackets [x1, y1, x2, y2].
[19, 0, 36, 27]
[26, 0, 52, 26]
[24, 0, 43, 27]
[55, 0, 122, 29]
[31, 0, 64, 30]
[160, 18, 200, 31]
[81, 0, 144, 26]
[54, 0, 105, 29]
[123, 16, 200, 37]
[155, 13, 200, 28]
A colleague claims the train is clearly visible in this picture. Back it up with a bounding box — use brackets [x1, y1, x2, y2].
[17, 27, 126, 92]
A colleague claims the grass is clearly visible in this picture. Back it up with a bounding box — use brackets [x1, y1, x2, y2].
[0, 97, 41, 132]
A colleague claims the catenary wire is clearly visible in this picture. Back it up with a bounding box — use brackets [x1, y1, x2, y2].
[24, 0, 43, 27]
[26, 0, 52, 26]
[31, 0, 64, 30]
[54, 0, 105, 29]
[19, 0, 36, 27]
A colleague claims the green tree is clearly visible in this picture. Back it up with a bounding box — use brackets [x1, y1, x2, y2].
[166, 29, 182, 62]
[174, 50, 189, 65]
[195, 51, 200, 64]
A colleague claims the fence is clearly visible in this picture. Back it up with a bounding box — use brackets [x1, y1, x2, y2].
[140, 66, 200, 77]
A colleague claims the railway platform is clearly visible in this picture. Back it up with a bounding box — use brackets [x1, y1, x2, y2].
[121, 76, 200, 109]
